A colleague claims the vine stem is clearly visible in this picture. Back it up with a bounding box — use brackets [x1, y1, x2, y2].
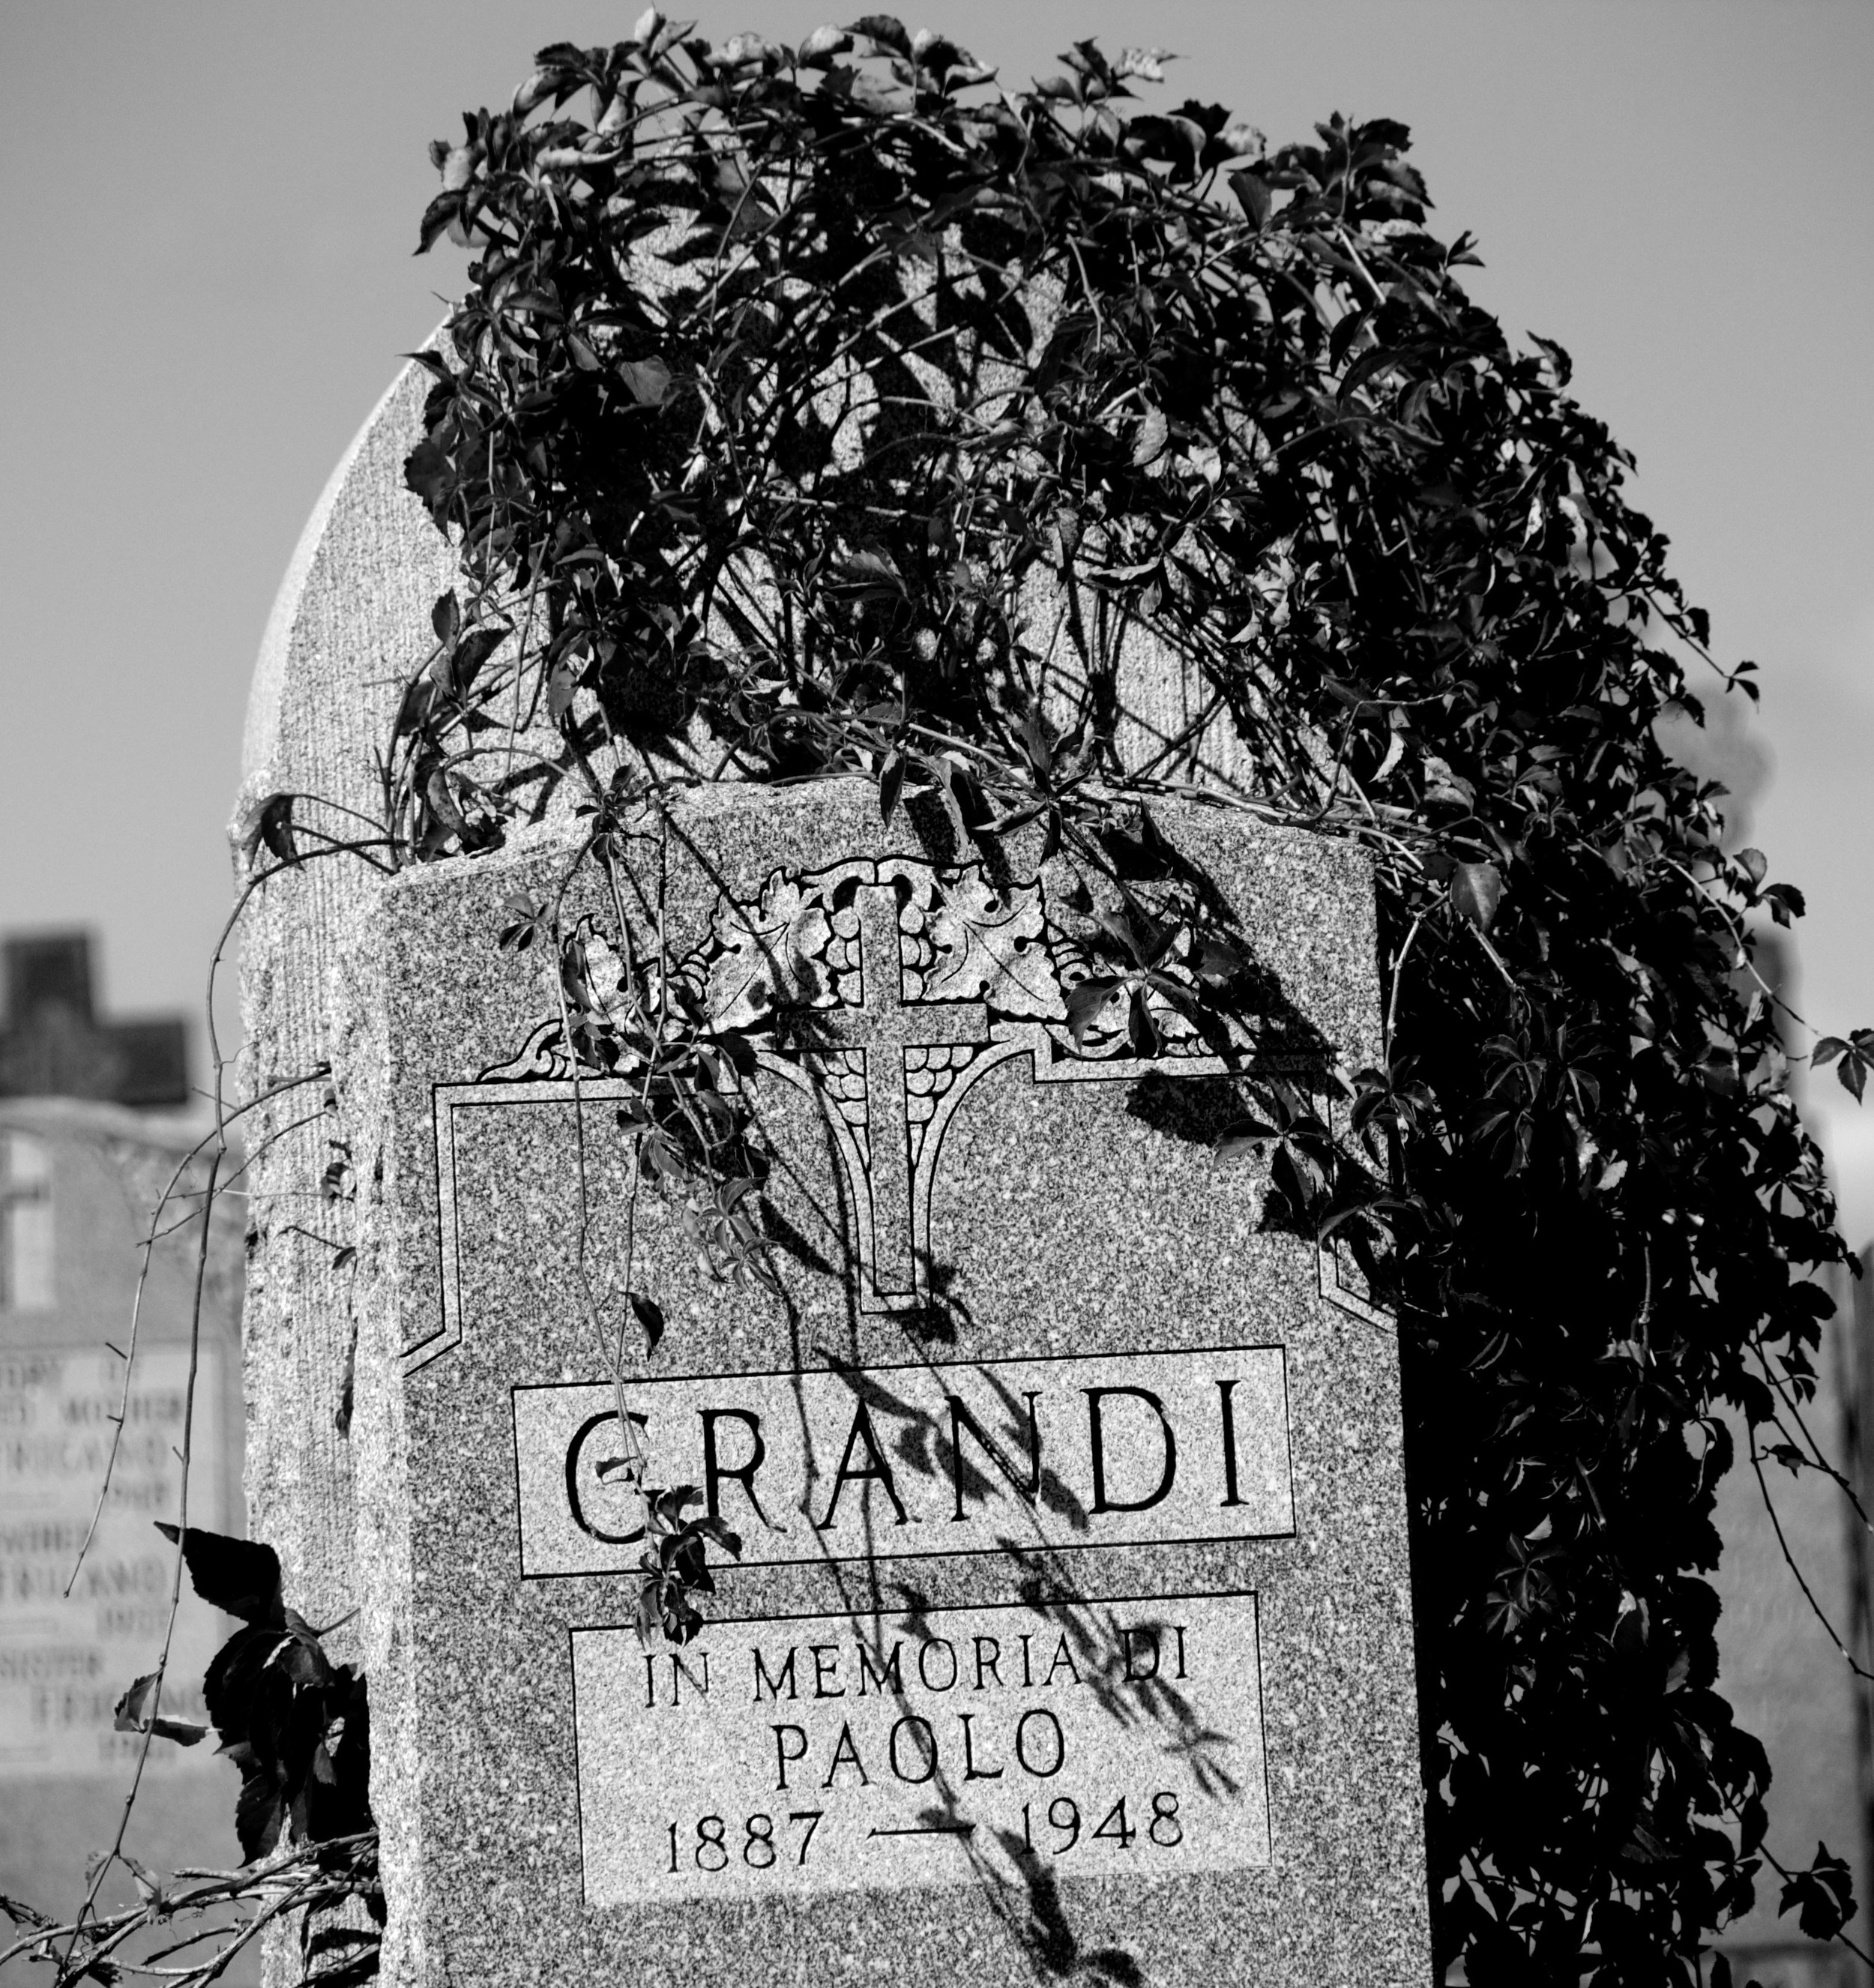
[1749, 1451, 1874, 1684]
[61, 1066, 330, 1594]
[59, 828, 391, 1959]
[62, 1142, 220, 1960]
[1385, 911, 1427, 1052]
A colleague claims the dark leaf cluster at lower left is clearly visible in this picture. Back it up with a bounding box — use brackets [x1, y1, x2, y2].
[156, 1523, 376, 1866]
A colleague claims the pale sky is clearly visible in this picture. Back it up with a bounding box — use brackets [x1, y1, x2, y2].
[1, 1, 1870, 1228]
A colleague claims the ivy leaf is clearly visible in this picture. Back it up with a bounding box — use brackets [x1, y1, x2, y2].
[630, 1290, 667, 1356]
[1196, 935, 1247, 986]
[847, 14, 912, 56]
[440, 145, 477, 193]
[546, 661, 579, 724]
[694, 1513, 744, 1558]
[618, 357, 673, 406]
[1229, 169, 1272, 227]
[831, 547, 907, 599]
[403, 435, 454, 515]
[1065, 976, 1124, 1049]
[879, 749, 906, 825]
[415, 192, 463, 256]
[154, 1523, 285, 1626]
[929, 754, 980, 858]
[1762, 882, 1806, 927]
[1696, 1047, 1741, 1099]
[423, 768, 463, 836]
[1813, 1030, 1874, 1102]
[1450, 861, 1504, 933]
[233, 1758, 288, 1864]
[1779, 1843, 1856, 1941]
[798, 25, 854, 66]
[1127, 984, 1160, 1055]
[1214, 1115, 1277, 1162]
[1018, 705, 1053, 780]
[449, 624, 510, 694]
[721, 31, 777, 69]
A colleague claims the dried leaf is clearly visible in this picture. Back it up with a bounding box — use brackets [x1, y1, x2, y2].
[112, 1672, 208, 1747]
[258, 794, 298, 865]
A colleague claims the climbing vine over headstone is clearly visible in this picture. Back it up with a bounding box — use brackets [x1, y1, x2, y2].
[374, 18, 1874, 1981]
[21, 15, 1869, 1988]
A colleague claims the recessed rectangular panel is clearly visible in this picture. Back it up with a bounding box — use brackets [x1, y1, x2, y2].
[514, 1347, 1293, 1576]
[571, 1590, 1270, 1906]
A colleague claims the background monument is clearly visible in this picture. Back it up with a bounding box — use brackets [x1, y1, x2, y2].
[0, 937, 247, 1976]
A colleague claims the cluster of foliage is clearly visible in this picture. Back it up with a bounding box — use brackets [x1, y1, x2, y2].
[208, 13, 1874, 1985]
[4, 1527, 380, 1987]
[136, 1528, 374, 1865]
[382, 15, 1870, 1981]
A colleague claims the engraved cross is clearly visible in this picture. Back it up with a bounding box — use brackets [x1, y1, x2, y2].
[819, 882, 991, 1301]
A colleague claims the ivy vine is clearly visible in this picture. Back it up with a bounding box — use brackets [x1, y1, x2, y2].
[376, 16, 1874, 1982]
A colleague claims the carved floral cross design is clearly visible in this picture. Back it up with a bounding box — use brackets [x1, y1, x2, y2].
[482, 855, 1247, 1313]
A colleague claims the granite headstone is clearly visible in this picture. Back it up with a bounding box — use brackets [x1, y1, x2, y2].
[316, 774, 1429, 1987]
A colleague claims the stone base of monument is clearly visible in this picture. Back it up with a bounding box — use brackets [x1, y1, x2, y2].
[316, 777, 1428, 1987]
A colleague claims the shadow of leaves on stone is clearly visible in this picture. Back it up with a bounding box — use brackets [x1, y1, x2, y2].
[989, 1828, 1145, 1985]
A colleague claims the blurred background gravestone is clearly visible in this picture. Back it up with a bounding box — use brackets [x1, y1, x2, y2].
[0, 936, 188, 1109]
[1661, 705, 1874, 1988]
[1705, 1253, 1874, 1988]
[0, 933, 249, 1983]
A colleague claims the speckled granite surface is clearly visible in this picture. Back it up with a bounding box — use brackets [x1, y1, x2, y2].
[341, 779, 1429, 1986]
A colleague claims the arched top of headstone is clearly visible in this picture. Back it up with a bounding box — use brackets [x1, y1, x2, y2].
[235, 349, 454, 1642]
[245, 219, 1271, 864]
[242, 354, 453, 818]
